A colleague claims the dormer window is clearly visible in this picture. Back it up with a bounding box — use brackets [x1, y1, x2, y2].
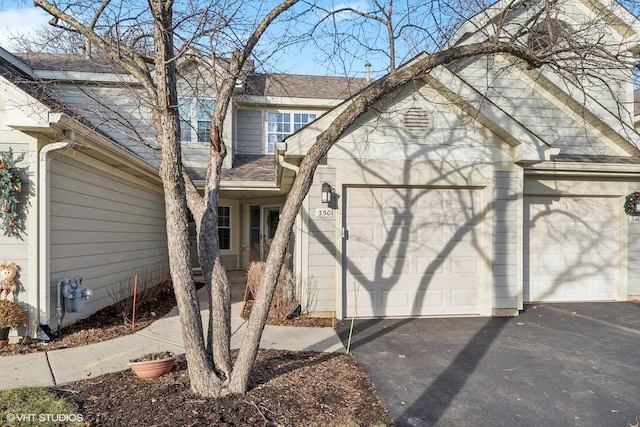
[179, 97, 215, 143]
[265, 112, 317, 154]
[527, 18, 573, 52]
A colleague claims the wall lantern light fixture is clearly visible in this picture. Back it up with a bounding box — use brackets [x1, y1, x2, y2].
[321, 182, 333, 205]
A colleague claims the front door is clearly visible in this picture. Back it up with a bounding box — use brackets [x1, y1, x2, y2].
[249, 205, 281, 261]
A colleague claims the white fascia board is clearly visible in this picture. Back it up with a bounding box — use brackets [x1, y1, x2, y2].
[56, 115, 160, 180]
[526, 160, 640, 176]
[0, 46, 34, 77]
[0, 76, 53, 128]
[220, 181, 280, 190]
[33, 70, 139, 84]
[236, 95, 342, 108]
[280, 100, 354, 157]
[582, 0, 640, 41]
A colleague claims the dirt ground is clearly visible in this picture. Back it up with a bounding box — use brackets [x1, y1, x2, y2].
[54, 350, 393, 426]
[2, 282, 393, 426]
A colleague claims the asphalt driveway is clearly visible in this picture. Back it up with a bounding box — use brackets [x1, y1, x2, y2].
[337, 302, 640, 427]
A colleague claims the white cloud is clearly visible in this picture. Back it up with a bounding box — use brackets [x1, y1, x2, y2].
[0, 8, 50, 50]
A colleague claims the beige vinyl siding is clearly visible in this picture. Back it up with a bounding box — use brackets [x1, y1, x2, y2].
[48, 154, 167, 325]
[236, 109, 263, 155]
[453, 57, 618, 156]
[305, 167, 338, 314]
[492, 170, 521, 310]
[0, 139, 33, 330]
[627, 183, 640, 297]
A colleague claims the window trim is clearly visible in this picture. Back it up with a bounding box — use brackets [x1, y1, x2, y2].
[264, 110, 317, 154]
[218, 206, 231, 251]
[179, 97, 215, 144]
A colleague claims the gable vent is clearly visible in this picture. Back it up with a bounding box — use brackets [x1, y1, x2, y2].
[403, 107, 432, 138]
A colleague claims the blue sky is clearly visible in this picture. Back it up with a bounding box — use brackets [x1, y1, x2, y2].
[0, 1, 50, 48]
[0, 0, 367, 76]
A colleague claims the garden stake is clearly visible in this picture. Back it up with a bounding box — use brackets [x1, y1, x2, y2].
[346, 282, 359, 354]
[331, 272, 336, 328]
[131, 275, 138, 331]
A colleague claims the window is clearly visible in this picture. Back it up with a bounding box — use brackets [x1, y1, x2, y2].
[218, 206, 231, 250]
[527, 18, 573, 52]
[265, 111, 316, 153]
[179, 97, 215, 143]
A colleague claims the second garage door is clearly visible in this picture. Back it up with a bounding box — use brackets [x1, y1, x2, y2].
[524, 196, 619, 302]
[344, 187, 484, 317]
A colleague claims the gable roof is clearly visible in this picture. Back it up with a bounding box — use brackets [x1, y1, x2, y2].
[14, 52, 128, 74]
[244, 73, 368, 100]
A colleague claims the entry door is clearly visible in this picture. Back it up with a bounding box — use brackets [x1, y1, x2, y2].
[249, 205, 280, 261]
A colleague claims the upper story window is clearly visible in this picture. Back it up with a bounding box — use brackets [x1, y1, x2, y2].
[179, 97, 215, 143]
[527, 18, 573, 52]
[265, 112, 317, 154]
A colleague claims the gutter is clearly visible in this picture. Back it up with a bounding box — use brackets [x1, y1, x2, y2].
[276, 142, 299, 174]
[38, 135, 73, 325]
[275, 142, 304, 297]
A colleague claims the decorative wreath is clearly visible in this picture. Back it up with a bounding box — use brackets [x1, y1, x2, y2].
[0, 148, 24, 237]
[624, 191, 640, 216]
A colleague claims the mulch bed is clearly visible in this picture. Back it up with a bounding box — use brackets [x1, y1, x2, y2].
[2, 280, 394, 426]
[241, 299, 334, 328]
[54, 350, 393, 426]
[0, 281, 178, 356]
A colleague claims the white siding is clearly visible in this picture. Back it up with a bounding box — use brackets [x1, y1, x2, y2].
[453, 56, 620, 156]
[48, 154, 168, 325]
[492, 170, 520, 309]
[329, 83, 512, 163]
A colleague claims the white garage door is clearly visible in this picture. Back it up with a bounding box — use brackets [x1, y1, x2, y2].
[524, 196, 619, 302]
[344, 187, 483, 317]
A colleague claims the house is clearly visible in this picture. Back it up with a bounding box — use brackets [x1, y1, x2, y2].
[1, 0, 640, 338]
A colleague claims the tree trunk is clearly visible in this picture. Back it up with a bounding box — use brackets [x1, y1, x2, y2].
[150, 0, 223, 397]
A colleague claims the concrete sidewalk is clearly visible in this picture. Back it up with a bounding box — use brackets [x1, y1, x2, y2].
[0, 299, 345, 391]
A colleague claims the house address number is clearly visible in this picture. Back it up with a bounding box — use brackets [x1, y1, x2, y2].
[315, 208, 333, 218]
[629, 216, 640, 223]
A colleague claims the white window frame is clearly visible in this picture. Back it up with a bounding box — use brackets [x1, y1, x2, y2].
[218, 206, 231, 251]
[265, 111, 317, 154]
[179, 97, 215, 143]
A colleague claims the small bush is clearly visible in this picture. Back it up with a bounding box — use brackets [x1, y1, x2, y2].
[245, 262, 299, 321]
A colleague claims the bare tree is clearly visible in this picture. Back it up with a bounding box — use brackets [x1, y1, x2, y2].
[27, 0, 639, 397]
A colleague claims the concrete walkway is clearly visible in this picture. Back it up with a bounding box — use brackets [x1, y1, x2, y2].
[0, 292, 344, 390]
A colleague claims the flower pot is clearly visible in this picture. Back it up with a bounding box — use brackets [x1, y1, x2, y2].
[128, 355, 177, 379]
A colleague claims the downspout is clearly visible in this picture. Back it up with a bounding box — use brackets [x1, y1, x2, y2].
[38, 135, 72, 331]
[275, 143, 304, 304]
[276, 142, 299, 174]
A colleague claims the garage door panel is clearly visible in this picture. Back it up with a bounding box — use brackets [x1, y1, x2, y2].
[451, 257, 480, 275]
[524, 196, 618, 302]
[381, 257, 413, 276]
[346, 187, 483, 317]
